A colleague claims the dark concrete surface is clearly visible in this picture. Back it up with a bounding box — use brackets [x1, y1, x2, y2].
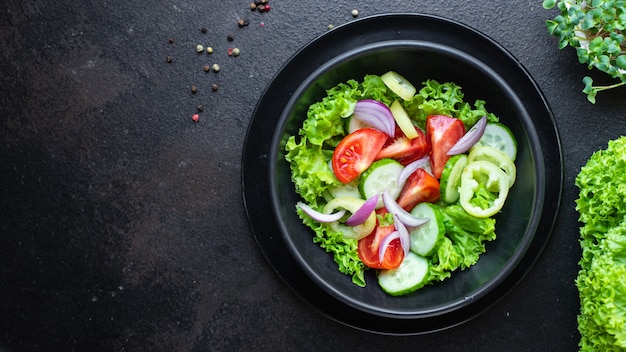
[1, 1, 625, 351]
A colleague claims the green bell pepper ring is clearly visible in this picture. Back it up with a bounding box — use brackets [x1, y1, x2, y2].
[459, 160, 510, 218]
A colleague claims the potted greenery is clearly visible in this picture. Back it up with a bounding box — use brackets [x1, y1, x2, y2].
[543, 0, 625, 103]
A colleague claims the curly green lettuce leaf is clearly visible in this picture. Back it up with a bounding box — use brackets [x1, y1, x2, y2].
[428, 204, 497, 281]
[576, 137, 626, 244]
[403, 79, 499, 130]
[296, 206, 366, 287]
[575, 136, 626, 351]
[577, 222, 626, 351]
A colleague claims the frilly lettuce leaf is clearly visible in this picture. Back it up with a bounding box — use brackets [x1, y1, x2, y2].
[403, 79, 499, 130]
[575, 136, 626, 351]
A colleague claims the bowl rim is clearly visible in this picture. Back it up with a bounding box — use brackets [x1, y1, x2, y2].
[242, 13, 563, 334]
[269, 39, 544, 318]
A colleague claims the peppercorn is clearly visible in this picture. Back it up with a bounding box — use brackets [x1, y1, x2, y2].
[191, 85, 198, 93]
[243, 19, 250, 26]
[258, 4, 265, 12]
[238, 19, 245, 27]
[212, 83, 219, 91]
[166, 56, 172, 63]
[263, 4, 271, 11]
[351, 9, 359, 17]
[212, 63, 220, 72]
[232, 48, 240, 57]
[201, 27, 208, 34]
[192, 113, 200, 122]
[227, 34, 234, 41]
[196, 44, 204, 53]
[197, 105, 204, 112]
[207, 47, 214, 54]
[250, 3, 257, 10]
[254, 0, 261, 5]
[260, 0, 268, 4]
[204, 65, 210, 72]
[168, 37, 174, 44]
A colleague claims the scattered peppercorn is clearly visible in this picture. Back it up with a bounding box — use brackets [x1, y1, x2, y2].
[201, 27, 208, 34]
[238, 19, 245, 27]
[166, 56, 172, 63]
[191, 85, 198, 94]
[207, 47, 214, 54]
[204, 65, 210, 72]
[328, 24, 334, 30]
[212, 63, 221, 72]
[227, 34, 234, 41]
[351, 9, 359, 17]
[197, 105, 204, 112]
[258, 4, 265, 12]
[232, 48, 240, 57]
[260, 0, 268, 4]
[212, 83, 219, 91]
[192, 113, 200, 122]
[196, 44, 204, 53]
[254, 0, 261, 5]
[250, 3, 257, 10]
[168, 37, 174, 44]
[227, 47, 234, 56]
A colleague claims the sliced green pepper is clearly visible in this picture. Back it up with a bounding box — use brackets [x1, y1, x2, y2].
[459, 161, 510, 218]
[468, 145, 516, 187]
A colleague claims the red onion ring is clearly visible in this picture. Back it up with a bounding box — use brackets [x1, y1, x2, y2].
[393, 215, 411, 257]
[382, 191, 430, 228]
[378, 230, 400, 264]
[297, 202, 346, 223]
[397, 156, 430, 186]
[447, 115, 487, 155]
[352, 99, 396, 137]
[345, 195, 378, 226]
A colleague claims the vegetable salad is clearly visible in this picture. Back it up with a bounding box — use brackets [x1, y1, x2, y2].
[285, 73, 517, 295]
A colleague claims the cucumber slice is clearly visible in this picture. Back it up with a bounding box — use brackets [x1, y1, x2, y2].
[381, 71, 417, 101]
[474, 123, 517, 161]
[409, 203, 445, 256]
[389, 100, 419, 139]
[359, 158, 404, 208]
[378, 251, 429, 296]
[439, 154, 468, 203]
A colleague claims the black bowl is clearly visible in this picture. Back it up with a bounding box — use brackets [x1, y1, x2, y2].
[242, 13, 562, 334]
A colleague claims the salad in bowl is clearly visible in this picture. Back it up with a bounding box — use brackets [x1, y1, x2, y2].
[285, 71, 518, 296]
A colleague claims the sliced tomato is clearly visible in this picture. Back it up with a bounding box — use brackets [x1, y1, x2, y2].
[357, 209, 404, 269]
[375, 126, 430, 166]
[331, 128, 389, 184]
[396, 168, 441, 211]
[426, 115, 465, 179]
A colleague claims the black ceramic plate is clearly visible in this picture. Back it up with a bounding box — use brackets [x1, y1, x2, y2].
[242, 13, 562, 335]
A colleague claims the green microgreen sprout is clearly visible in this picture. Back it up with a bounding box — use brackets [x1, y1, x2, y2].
[543, 0, 626, 103]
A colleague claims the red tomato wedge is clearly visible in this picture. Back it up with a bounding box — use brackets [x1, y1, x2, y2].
[331, 128, 388, 184]
[358, 209, 404, 269]
[396, 168, 441, 211]
[426, 115, 465, 179]
[375, 126, 430, 166]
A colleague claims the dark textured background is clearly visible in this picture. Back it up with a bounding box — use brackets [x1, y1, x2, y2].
[1, 1, 625, 351]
